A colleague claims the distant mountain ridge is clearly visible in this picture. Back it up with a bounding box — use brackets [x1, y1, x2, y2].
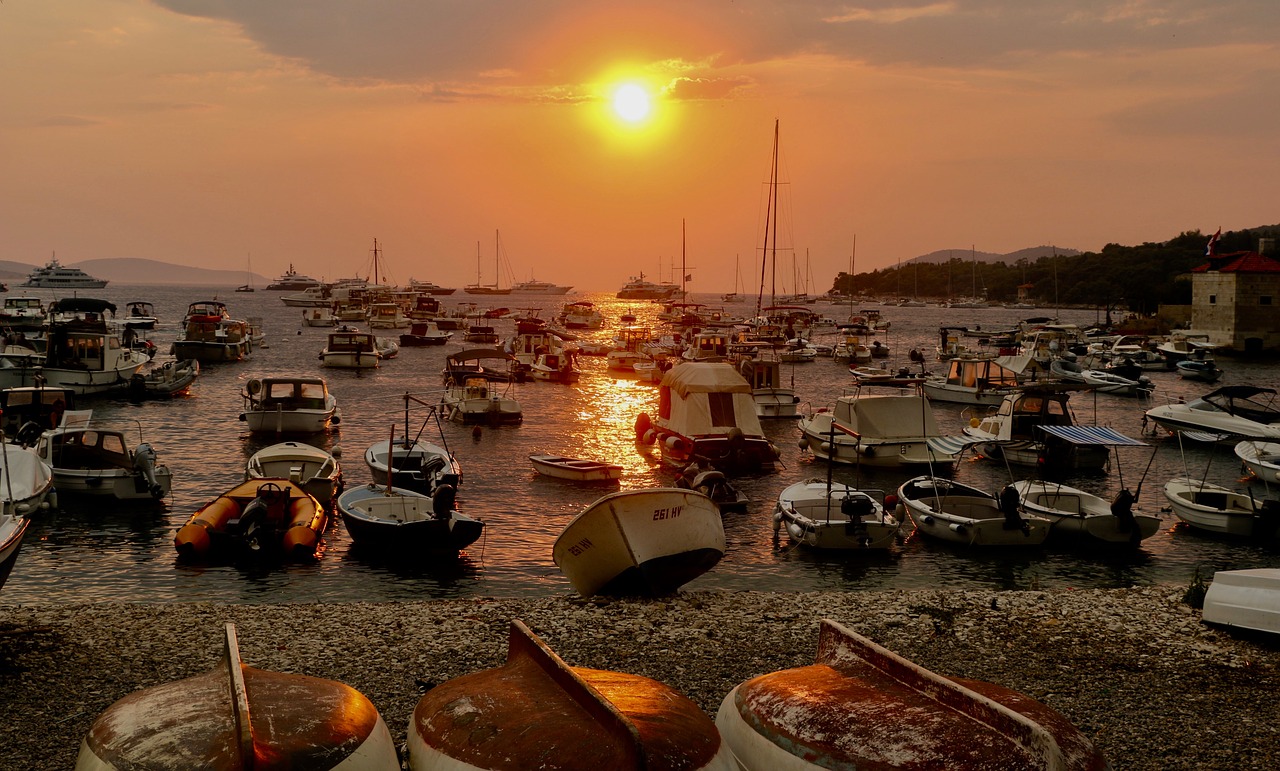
[908, 245, 1082, 265]
[0, 258, 266, 286]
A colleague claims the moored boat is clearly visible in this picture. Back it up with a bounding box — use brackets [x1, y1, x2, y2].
[407, 620, 736, 770]
[127, 358, 200, 399]
[1161, 477, 1280, 538]
[896, 476, 1052, 546]
[1235, 440, 1280, 482]
[530, 454, 623, 482]
[239, 376, 339, 434]
[552, 487, 725, 598]
[337, 482, 483, 553]
[34, 410, 170, 501]
[174, 478, 327, 559]
[1011, 479, 1161, 545]
[1176, 357, 1224, 382]
[320, 328, 381, 369]
[74, 623, 399, 769]
[1145, 386, 1280, 440]
[172, 300, 253, 363]
[715, 619, 1109, 770]
[798, 377, 959, 468]
[773, 479, 900, 550]
[21, 255, 108, 289]
[0, 443, 54, 591]
[246, 441, 343, 506]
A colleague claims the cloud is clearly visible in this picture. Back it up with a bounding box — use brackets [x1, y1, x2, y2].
[663, 76, 755, 101]
[824, 3, 957, 25]
[38, 115, 104, 127]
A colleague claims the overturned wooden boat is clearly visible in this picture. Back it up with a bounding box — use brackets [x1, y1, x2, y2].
[407, 619, 737, 770]
[530, 453, 623, 482]
[716, 619, 1108, 770]
[174, 478, 327, 559]
[552, 488, 725, 598]
[1202, 568, 1280, 636]
[75, 623, 398, 770]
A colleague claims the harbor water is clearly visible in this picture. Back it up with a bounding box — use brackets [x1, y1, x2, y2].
[5, 285, 1279, 605]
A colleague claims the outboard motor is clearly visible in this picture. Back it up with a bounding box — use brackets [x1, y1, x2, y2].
[230, 497, 271, 551]
[999, 485, 1028, 533]
[841, 495, 872, 546]
[432, 484, 457, 520]
[133, 443, 165, 499]
[1110, 488, 1138, 539]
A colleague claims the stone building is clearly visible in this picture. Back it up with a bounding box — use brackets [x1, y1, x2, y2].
[1190, 238, 1280, 355]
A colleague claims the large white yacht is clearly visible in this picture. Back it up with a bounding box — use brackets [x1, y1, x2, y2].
[616, 271, 679, 300]
[20, 256, 108, 289]
[264, 264, 323, 291]
[509, 278, 573, 294]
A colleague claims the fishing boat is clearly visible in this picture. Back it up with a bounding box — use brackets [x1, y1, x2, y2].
[407, 620, 737, 770]
[127, 358, 200, 399]
[735, 346, 800, 419]
[1236, 440, 1280, 482]
[122, 301, 157, 330]
[246, 441, 343, 506]
[20, 255, 108, 289]
[38, 298, 149, 395]
[398, 321, 451, 346]
[1145, 386, 1280, 440]
[337, 482, 483, 553]
[367, 301, 410, 329]
[530, 454, 623, 482]
[895, 476, 1053, 546]
[798, 377, 960, 468]
[635, 361, 779, 475]
[1161, 477, 1280, 538]
[715, 619, 1108, 770]
[922, 356, 1026, 406]
[363, 395, 461, 496]
[172, 300, 253, 363]
[74, 623, 399, 769]
[441, 351, 523, 424]
[1202, 568, 1280, 635]
[552, 488, 725, 598]
[301, 307, 337, 326]
[34, 410, 170, 501]
[173, 478, 328, 559]
[773, 479, 900, 550]
[239, 376, 339, 434]
[320, 328, 381, 369]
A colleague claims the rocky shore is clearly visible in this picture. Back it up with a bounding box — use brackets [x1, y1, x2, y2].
[2, 586, 1275, 770]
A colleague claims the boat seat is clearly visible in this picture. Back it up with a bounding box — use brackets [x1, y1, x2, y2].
[289, 466, 304, 484]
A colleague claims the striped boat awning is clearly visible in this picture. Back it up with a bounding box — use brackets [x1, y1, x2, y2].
[1035, 425, 1147, 446]
[926, 435, 985, 456]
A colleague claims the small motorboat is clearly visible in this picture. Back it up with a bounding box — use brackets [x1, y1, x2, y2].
[364, 394, 463, 496]
[1202, 568, 1280, 636]
[962, 386, 1113, 471]
[1050, 355, 1153, 397]
[1012, 480, 1161, 545]
[246, 441, 343, 506]
[530, 454, 623, 483]
[1161, 477, 1280, 538]
[407, 620, 737, 770]
[127, 358, 200, 399]
[773, 479, 900, 550]
[33, 410, 171, 501]
[1176, 357, 1224, 383]
[122, 300, 158, 330]
[75, 623, 399, 769]
[895, 476, 1052, 547]
[398, 321, 451, 346]
[174, 478, 328, 559]
[337, 482, 484, 553]
[463, 324, 499, 344]
[552, 488, 725, 598]
[1235, 440, 1280, 482]
[676, 460, 749, 513]
[320, 327, 381, 369]
[715, 619, 1109, 770]
[1145, 386, 1280, 441]
[239, 376, 339, 434]
[0, 443, 52, 591]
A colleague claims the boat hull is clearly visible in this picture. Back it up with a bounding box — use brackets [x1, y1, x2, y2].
[1235, 440, 1280, 482]
[530, 454, 623, 482]
[553, 488, 725, 598]
[0, 515, 30, 592]
[774, 481, 899, 550]
[171, 340, 251, 363]
[338, 484, 483, 553]
[321, 351, 379, 369]
[243, 409, 334, 435]
[1202, 568, 1280, 635]
[897, 477, 1051, 546]
[1011, 480, 1160, 544]
[1162, 477, 1280, 537]
[53, 467, 173, 501]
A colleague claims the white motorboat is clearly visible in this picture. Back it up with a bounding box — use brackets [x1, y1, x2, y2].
[364, 397, 462, 496]
[1011, 480, 1161, 545]
[127, 358, 199, 399]
[962, 386, 1111, 470]
[366, 302, 410, 329]
[922, 356, 1025, 406]
[0, 500, 30, 593]
[1156, 333, 1217, 366]
[552, 487, 725, 598]
[1049, 355, 1153, 397]
[557, 300, 604, 329]
[635, 362, 779, 475]
[895, 476, 1052, 546]
[398, 322, 451, 346]
[20, 255, 108, 289]
[122, 301, 157, 330]
[246, 441, 342, 506]
[0, 296, 47, 331]
[1161, 477, 1280, 538]
[319, 328, 381, 369]
[38, 298, 149, 396]
[440, 376, 523, 425]
[1202, 569, 1280, 635]
[34, 410, 170, 501]
[773, 479, 900, 550]
[1175, 357, 1224, 383]
[1145, 386, 1280, 440]
[736, 349, 800, 419]
[0, 443, 54, 592]
[171, 300, 253, 363]
[280, 285, 333, 307]
[1236, 440, 1280, 483]
[301, 307, 337, 326]
[239, 376, 339, 434]
[798, 379, 959, 468]
[509, 277, 572, 294]
[530, 454, 622, 482]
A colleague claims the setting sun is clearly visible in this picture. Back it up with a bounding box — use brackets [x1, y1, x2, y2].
[611, 83, 652, 123]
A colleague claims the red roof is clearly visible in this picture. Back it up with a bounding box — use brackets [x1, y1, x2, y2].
[1192, 251, 1280, 273]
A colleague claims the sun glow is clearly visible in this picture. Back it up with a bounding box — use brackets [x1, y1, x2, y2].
[611, 83, 652, 124]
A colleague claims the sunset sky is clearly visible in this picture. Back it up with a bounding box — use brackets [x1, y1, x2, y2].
[4, 1, 1277, 292]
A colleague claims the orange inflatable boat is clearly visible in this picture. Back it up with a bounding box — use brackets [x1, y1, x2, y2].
[175, 478, 327, 559]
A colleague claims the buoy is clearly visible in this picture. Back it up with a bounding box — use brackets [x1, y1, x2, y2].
[472, 425, 483, 440]
[970, 417, 981, 428]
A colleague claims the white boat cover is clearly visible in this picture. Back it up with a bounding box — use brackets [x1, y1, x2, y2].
[660, 363, 765, 437]
[832, 394, 941, 440]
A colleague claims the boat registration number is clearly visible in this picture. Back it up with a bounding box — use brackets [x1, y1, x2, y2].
[653, 505, 684, 521]
[566, 538, 593, 556]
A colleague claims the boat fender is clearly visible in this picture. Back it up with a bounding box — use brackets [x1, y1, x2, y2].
[642, 429, 656, 445]
[635, 412, 653, 441]
[949, 523, 967, 535]
[246, 378, 262, 395]
[798, 437, 809, 450]
[432, 484, 457, 519]
[861, 445, 876, 457]
[772, 511, 783, 531]
[922, 515, 935, 525]
[787, 522, 806, 540]
[969, 418, 981, 428]
[664, 435, 687, 453]
[883, 494, 898, 509]
[819, 442, 832, 453]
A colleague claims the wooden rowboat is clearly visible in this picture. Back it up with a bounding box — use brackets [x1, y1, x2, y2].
[552, 488, 725, 598]
[716, 619, 1108, 770]
[75, 623, 399, 769]
[530, 453, 623, 482]
[407, 620, 737, 770]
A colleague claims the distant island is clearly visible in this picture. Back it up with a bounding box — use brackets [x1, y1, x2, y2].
[0, 258, 266, 286]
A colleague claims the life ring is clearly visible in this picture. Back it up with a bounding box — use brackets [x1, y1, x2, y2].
[246, 378, 262, 395]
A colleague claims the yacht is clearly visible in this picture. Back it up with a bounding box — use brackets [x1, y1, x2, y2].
[264, 264, 323, 291]
[616, 272, 680, 300]
[509, 278, 572, 294]
[20, 256, 108, 289]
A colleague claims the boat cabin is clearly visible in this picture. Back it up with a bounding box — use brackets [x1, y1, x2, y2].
[326, 331, 376, 353]
[1, 386, 76, 438]
[37, 426, 133, 471]
[244, 377, 331, 412]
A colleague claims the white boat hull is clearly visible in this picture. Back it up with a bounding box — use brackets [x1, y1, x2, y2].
[247, 442, 342, 506]
[1202, 568, 1280, 635]
[321, 351, 379, 369]
[799, 413, 951, 467]
[530, 455, 622, 482]
[54, 467, 173, 500]
[752, 388, 800, 419]
[1161, 477, 1277, 537]
[553, 488, 725, 598]
[1011, 480, 1160, 544]
[1235, 440, 1280, 482]
[774, 481, 899, 550]
[243, 409, 334, 434]
[897, 477, 1051, 546]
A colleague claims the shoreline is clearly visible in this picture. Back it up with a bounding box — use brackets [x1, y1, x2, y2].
[2, 585, 1275, 770]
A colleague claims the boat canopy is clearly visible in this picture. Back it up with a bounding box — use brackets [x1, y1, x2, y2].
[48, 298, 116, 315]
[1035, 425, 1148, 446]
[661, 362, 751, 398]
[834, 394, 941, 440]
[659, 363, 764, 437]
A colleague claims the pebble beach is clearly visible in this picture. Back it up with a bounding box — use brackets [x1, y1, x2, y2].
[2, 585, 1276, 770]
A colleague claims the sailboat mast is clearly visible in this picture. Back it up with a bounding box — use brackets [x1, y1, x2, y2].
[372, 238, 381, 286]
[756, 119, 780, 318]
[681, 219, 687, 303]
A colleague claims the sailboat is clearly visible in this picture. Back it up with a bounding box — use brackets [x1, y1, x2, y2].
[948, 246, 987, 308]
[235, 254, 255, 292]
[722, 254, 743, 303]
[463, 231, 512, 295]
[898, 261, 926, 307]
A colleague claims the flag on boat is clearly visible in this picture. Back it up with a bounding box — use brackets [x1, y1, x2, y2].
[1206, 228, 1222, 257]
[685, 273, 693, 282]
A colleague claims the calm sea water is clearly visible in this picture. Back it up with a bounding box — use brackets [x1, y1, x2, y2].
[4, 285, 1278, 605]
